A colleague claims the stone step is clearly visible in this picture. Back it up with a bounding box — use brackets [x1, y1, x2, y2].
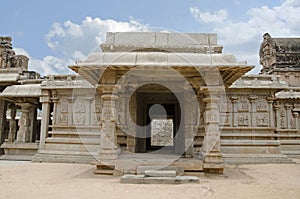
[94, 162, 115, 175]
[32, 153, 96, 164]
[171, 159, 203, 171]
[144, 170, 176, 177]
[44, 143, 99, 152]
[221, 140, 281, 146]
[46, 137, 100, 144]
[136, 166, 184, 175]
[120, 174, 199, 184]
[0, 155, 33, 161]
[223, 153, 294, 164]
[282, 151, 300, 158]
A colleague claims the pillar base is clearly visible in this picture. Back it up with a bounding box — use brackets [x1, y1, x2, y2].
[203, 149, 224, 174]
[99, 148, 120, 161]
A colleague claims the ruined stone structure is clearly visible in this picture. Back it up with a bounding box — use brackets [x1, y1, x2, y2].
[0, 32, 299, 175]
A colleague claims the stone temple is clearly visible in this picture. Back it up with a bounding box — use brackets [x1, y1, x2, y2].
[0, 32, 299, 175]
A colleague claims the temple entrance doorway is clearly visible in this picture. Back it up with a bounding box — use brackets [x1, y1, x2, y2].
[134, 84, 184, 154]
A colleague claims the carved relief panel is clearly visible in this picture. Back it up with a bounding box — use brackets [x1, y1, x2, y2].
[116, 97, 127, 128]
[238, 113, 250, 126]
[219, 96, 232, 126]
[220, 113, 231, 126]
[255, 97, 269, 127]
[280, 106, 287, 129]
[56, 97, 68, 125]
[73, 97, 86, 126]
[92, 95, 102, 126]
[151, 119, 174, 146]
[256, 113, 269, 126]
[256, 98, 268, 112]
[238, 96, 249, 112]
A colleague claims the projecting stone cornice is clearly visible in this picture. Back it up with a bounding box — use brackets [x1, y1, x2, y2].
[69, 52, 253, 87]
[70, 52, 251, 68]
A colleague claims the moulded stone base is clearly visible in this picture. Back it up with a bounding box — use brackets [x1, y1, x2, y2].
[98, 148, 119, 161]
[0, 142, 39, 160]
[203, 150, 224, 174]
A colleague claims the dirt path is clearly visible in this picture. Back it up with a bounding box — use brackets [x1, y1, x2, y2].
[0, 161, 299, 199]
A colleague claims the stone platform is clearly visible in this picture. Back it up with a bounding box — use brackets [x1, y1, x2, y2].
[120, 167, 199, 184]
[94, 153, 204, 176]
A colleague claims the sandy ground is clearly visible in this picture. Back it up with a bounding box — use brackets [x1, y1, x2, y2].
[0, 161, 300, 199]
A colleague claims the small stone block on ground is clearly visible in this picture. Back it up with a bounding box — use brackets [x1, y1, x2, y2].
[120, 175, 145, 184]
[144, 170, 176, 177]
[120, 174, 200, 184]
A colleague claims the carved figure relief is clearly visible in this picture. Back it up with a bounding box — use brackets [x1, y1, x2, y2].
[74, 114, 86, 125]
[220, 114, 230, 126]
[205, 110, 219, 123]
[238, 96, 249, 112]
[72, 97, 88, 126]
[151, 119, 174, 146]
[93, 96, 102, 126]
[238, 113, 249, 126]
[60, 99, 68, 113]
[56, 97, 69, 125]
[58, 114, 68, 125]
[116, 99, 126, 127]
[290, 118, 296, 129]
[280, 109, 286, 129]
[75, 98, 86, 113]
[256, 113, 269, 126]
[256, 99, 268, 112]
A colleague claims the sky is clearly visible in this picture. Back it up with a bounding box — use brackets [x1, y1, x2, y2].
[0, 0, 300, 76]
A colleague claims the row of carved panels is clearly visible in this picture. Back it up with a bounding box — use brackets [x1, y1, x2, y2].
[219, 96, 271, 113]
[220, 111, 298, 129]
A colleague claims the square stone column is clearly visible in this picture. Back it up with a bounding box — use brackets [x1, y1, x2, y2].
[7, 104, 17, 142]
[16, 103, 32, 143]
[39, 90, 51, 149]
[200, 86, 224, 174]
[0, 99, 7, 154]
[98, 88, 120, 161]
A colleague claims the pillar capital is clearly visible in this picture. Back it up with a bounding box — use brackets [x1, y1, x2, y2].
[199, 86, 225, 95]
[16, 102, 32, 109]
[230, 96, 239, 102]
[101, 94, 118, 101]
[248, 95, 258, 102]
[97, 84, 120, 94]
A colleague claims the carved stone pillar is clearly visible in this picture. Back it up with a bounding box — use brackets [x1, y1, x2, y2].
[16, 103, 31, 143]
[285, 104, 292, 129]
[98, 86, 119, 161]
[267, 96, 275, 128]
[0, 99, 7, 151]
[51, 91, 58, 125]
[249, 95, 258, 127]
[293, 112, 299, 130]
[200, 86, 224, 174]
[39, 91, 51, 149]
[230, 96, 239, 127]
[7, 104, 17, 142]
[274, 103, 281, 129]
[29, 106, 37, 142]
[184, 83, 195, 157]
[84, 97, 93, 126]
[127, 90, 136, 153]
